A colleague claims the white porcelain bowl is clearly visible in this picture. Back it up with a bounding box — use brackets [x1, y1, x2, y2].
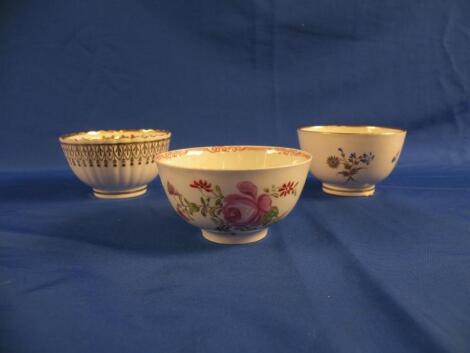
[60, 129, 171, 199]
[156, 146, 312, 244]
[298, 125, 406, 196]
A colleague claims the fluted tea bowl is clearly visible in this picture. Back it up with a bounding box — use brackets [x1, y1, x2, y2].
[60, 129, 171, 199]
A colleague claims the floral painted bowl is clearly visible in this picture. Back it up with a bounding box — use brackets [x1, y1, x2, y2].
[298, 125, 406, 196]
[156, 146, 312, 244]
[60, 129, 171, 199]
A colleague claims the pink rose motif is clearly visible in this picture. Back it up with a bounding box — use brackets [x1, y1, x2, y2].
[222, 181, 272, 227]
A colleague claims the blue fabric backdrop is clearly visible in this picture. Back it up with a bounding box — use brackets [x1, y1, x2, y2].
[1, 1, 470, 352]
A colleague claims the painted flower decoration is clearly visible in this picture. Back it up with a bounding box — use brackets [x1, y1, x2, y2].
[278, 181, 299, 197]
[167, 181, 179, 195]
[327, 156, 340, 168]
[327, 147, 375, 182]
[166, 179, 298, 232]
[222, 181, 272, 227]
[190, 179, 213, 192]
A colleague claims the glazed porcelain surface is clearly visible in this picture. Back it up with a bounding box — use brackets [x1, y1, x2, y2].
[156, 146, 312, 244]
[298, 125, 406, 196]
[60, 129, 171, 199]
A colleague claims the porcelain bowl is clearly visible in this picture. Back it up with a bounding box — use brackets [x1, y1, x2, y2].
[60, 129, 171, 199]
[298, 125, 406, 196]
[156, 146, 312, 244]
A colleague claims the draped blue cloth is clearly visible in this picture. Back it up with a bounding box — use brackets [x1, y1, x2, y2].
[1, 1, 469, 352]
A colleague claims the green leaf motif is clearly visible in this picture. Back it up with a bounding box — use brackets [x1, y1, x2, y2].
[263, 206, 279, 224]
[209, 208, 217, 217]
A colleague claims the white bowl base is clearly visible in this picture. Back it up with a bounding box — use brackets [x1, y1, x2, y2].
[322, 183, 375, 197]
[201, 229, 268, 245]
[93, 186, 147, 199]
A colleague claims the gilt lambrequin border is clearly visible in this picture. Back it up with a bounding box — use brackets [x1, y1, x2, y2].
[61, 138, 171, 168]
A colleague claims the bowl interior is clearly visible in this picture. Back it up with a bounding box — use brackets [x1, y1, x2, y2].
[60, 129, 171, 143]
[299, 125, 405, 135]
[158, 146, 311, 171]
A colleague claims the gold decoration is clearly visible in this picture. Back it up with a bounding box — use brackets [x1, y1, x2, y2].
[61, 139, 170, 168]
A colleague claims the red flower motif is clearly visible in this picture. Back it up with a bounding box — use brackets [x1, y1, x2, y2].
[167, 181, 179, 196]
[278, 181, 298, 197]
[190, 179, 213, 192]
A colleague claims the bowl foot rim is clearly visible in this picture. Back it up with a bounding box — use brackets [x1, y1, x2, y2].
[93, 185, 147, 199]
[201, 228, 268, 245]
[322, 183, 375, 197]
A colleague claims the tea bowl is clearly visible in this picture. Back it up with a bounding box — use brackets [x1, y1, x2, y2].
[156, 146, 312, 244]
[298, 125, 406, 196]
[60, 129, 171, 199]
